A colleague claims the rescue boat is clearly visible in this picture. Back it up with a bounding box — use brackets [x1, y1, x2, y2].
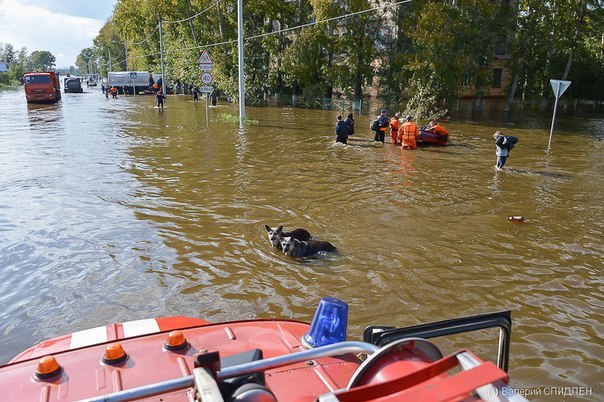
[0, 297, 527, 401]
[417, 129, 449, 146]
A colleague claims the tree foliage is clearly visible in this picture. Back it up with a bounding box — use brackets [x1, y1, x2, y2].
[70, 0, 604, 110]
[29, 50, 56, 71]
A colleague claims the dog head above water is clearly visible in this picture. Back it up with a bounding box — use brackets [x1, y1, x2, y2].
[265, 224, 284, 248]
[280, 236, 295, 255]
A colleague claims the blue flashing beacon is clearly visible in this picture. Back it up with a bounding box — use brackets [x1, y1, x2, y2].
[302, 297, 348, 348]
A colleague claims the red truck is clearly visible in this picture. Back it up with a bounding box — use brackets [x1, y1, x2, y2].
[23, 71, 62, 103]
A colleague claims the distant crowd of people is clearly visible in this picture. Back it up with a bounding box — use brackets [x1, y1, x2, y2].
[101, 85, 118, 99]
[100, 82, 218, 110]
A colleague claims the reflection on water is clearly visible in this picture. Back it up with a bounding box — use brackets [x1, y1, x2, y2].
[0, 88, 602, 400]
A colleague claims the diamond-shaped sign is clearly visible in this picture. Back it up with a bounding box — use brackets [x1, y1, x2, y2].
[550, 80, 571, 99]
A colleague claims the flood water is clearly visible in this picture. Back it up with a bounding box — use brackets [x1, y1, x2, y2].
[0, 88, 602, 400]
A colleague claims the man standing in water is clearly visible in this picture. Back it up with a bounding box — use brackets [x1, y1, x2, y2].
[156, 90, 165, 109]
[400, 115, 418, 149]
[389, 112, 401, 144]
[335, 115, 351, 144]
[372, 109, 389, 142]
[493, 130, 518, 169]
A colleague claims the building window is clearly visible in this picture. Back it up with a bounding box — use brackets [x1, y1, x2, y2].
[492, 68, 503, 88]
[495, 34, 507, 55]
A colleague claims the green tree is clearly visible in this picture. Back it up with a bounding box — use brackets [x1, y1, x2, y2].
[505, 0, 604, 108]
[1, 43, 17, 63]
[336, 0, 378, 103]
[76, 47, 95, 74]
[403, 1, 463, 117]
[29, 50, 56, 71]
[283, 0, 341, 100]
[96, 21, 128, 73]
[92, 0, 604, 110]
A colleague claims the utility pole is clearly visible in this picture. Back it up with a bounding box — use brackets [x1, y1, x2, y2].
[159, 15, 167, 96]
[124, 39, 128, 71]
[108, 48, 112, 72]
[237, 0, 245, 123]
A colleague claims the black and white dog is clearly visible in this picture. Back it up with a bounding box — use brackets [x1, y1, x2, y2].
[265, 225, 312, 250]
[280, 236, 336, 257]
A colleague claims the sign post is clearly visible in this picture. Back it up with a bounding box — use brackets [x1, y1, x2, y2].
[198, 50, 214, 129]
[129, 71, 137, 96]
[547, 79, 571, 151]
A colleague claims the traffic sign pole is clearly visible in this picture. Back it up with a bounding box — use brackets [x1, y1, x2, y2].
[205, 93, 209, 129]
[198, 50, 214, 129]
[547, 83, 561, 151]
[547, 79, 571, 152]
[237, 0, 245, 124]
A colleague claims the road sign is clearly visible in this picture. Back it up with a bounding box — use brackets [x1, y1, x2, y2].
[547, 79, 571, 150]
[199, 50, 213, 64]
[550, 79, 571, 99]
[201, 72, 213, 85]
[198, 50, 213, 71]
[199, 86, 213, 93]
[129, 72, 137, 79]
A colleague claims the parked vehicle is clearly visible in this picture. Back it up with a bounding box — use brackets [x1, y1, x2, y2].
[64, 78, 83, 93]
[23, 72, 61, 103]
[108, 71, 152, 94]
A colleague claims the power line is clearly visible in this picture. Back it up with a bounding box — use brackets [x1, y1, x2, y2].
[119, 0, 413, 72]
[247, 0, 413, 42]
[131, 27, 159, 46]
[157, 0, 413, 53]
[162, 0, 222, 24]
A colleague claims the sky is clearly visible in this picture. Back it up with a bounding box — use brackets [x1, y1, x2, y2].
[0, 0, 118, 67]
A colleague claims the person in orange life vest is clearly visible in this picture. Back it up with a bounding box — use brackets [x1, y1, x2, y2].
[110, 86, 118, 98]
[400, 115, 419, 150]
[426, 120, 450, 145]
[389, 112, 401, 144]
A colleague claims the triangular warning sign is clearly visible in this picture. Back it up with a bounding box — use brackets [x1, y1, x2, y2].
[199, 50, 213, 64]
[550, 79, 571, 99]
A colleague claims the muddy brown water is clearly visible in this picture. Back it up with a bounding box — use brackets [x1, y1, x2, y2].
[0, 88, 602, 400]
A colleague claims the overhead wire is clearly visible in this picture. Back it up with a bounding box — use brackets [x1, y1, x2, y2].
[115, 0, 413, 69]
[162, 0, 222, 24]
[246, 0, 413, 43]
[131, 26, 159, 46]
[150, 0, 412, 53]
